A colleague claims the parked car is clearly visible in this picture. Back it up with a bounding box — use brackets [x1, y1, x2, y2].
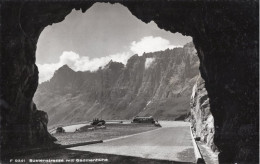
[91, 118, 106, 126]
[132, 116, 155, 124]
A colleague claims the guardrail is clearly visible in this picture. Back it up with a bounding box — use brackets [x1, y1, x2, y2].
[190, 126, 205, 164]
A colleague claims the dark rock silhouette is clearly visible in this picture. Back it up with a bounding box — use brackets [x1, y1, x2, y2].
[32, 104, 57, 143]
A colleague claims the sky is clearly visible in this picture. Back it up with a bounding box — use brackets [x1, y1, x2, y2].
[36, 3, 192, 83]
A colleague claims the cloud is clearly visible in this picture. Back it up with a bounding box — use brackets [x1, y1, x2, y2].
[130, 36, 182, 56]
[37, 63, 62, 83]
[37, 36, 182, 83]
[37, 51, 132, 83]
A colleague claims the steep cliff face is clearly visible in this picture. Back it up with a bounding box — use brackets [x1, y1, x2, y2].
[188, 75, 217, 152]
[34, 43, 199, 126]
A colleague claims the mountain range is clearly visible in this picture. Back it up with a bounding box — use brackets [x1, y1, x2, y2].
[34, 42, 199, 126]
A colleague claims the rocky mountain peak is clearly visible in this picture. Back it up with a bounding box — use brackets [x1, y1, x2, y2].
[50, 64, 75, 82]
[55, 64, 74, 74]
[104, 60, 124, 71]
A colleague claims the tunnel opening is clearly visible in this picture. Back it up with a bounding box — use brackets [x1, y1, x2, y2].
[34, 4, 208, 156]
[34, 2, 196, 125]
[1, 1, 258, 163]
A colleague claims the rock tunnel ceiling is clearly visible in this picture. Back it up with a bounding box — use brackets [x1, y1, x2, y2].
[1, 1, 259, 163]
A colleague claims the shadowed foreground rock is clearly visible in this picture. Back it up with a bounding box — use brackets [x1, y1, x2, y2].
[1, 1, 258, 163]
[32, 104, 57, 143]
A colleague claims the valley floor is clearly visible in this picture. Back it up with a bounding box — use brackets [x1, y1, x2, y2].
[54, 123, 158, 145]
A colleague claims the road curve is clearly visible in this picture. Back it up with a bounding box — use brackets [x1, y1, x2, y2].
[69, 121, 196, 163]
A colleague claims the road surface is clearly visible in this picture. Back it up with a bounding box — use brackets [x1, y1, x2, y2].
[69, 121, 196, 163]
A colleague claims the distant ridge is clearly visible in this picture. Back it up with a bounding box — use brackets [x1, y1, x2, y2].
[34, 42, 200, 126]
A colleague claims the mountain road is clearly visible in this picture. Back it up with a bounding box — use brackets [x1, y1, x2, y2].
[69, 121, 196, 163]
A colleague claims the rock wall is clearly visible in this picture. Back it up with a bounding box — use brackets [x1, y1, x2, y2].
[34, 43, 199, 126]
[188, 75, 217, 152]
[1, 1, 258, 163]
